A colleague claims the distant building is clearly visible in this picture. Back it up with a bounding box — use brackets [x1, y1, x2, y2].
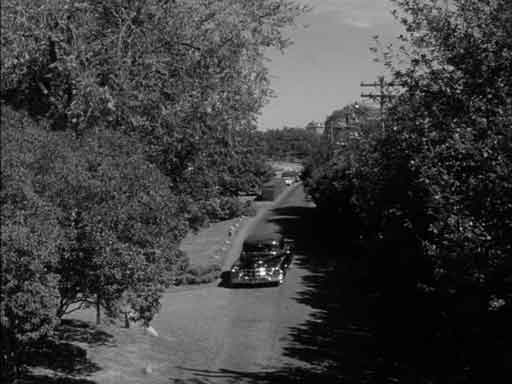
[305, 121, 324, 135]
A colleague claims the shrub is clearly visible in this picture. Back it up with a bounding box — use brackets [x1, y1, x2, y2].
[174, 263, 222, 285]
[241, 201, 257, 217]
[198, 197, 245, 223]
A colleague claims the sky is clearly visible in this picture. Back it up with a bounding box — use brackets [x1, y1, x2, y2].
[257, 0, 405, 130]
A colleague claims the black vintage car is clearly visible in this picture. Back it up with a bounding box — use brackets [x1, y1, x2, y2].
[229, 234, 293, 286]
[281, 170, 299, 186]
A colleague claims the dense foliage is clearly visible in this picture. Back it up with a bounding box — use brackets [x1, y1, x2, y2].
[304, 0, 512, 380]
[323, 102, 379, 142]
[257, 127, 322, 162]
[1, 0, 305, 377]
[1, 105, 190, 373]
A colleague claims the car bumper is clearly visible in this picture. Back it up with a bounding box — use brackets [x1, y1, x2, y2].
[230, 272, 282, 286]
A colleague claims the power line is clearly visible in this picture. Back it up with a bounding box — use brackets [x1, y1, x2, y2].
[360, 76, 404, 129]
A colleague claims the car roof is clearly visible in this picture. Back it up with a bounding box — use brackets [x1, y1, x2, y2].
[243, 232, 282, 245]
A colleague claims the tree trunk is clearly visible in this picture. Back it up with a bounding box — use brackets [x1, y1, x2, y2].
[124, 312, 130, 328]
[96, 294, 101, 325]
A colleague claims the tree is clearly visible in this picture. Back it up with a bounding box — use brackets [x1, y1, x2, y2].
[306, 0, 512, 306]
[1, 1, 307, 374]
[258, 127, 322, 161]
[1, 107, 62, 377]
[382, 0, 512, 302]
[1, 0, 306, 174]
[1, 105, 190, 377]
[303, 0, 512, 379]
[1, 0, 306, 223]
[324, 102, 378, 143]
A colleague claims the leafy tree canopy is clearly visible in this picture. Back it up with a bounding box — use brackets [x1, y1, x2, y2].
[302, 1, 512, 379]
[1, 1, 306, 375]
[257, 127, 322, 162]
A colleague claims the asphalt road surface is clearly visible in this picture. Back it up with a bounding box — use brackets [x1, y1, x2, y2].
[147, 181, 512, 384]
[150, 185, 376, 383]
[65, 184, 510, 383]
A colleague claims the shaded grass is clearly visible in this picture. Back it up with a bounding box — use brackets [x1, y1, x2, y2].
[51, 315, 180, 384]
[12, 319, 108, 384]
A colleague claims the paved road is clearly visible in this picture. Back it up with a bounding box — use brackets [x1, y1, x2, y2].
[71, 183, 508, 383]
[151, 185, 336, 383]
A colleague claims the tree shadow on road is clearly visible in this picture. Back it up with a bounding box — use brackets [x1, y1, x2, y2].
[172, 366, 348, 383]
[268, 205, 384, 383]
[171, 205, 384, 383]
[17, 374, 98, 384]
[174, 204, 512, 383]
[270, 205, 512, 383]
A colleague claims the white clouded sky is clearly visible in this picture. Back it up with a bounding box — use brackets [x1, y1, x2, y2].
[299, 0, 395, 27]
[257, 0, 403, 129]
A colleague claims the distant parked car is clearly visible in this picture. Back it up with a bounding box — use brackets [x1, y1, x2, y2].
[281, 170, 299, 185]
[229, 234, 293, 286]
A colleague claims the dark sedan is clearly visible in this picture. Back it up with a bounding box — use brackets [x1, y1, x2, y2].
[229, 236, 293, 286]
[281, 170, 299, 185]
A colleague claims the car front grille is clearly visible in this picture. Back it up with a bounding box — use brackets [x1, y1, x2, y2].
[240, 267, 267, 278]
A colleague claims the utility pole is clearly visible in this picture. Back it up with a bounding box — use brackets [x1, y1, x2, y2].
[360, 76, 403, 130]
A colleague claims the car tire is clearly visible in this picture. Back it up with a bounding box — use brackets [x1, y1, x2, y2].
[277, 271, 284, 285]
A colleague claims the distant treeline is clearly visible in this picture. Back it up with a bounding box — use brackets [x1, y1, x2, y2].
[256, 127, 323, 163]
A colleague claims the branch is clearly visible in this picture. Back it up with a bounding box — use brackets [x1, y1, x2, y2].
[117, 20, 133, 62]
[178, 42, 202, 52]
[62, 303, 87, 316]
[58, 298, 87, 317]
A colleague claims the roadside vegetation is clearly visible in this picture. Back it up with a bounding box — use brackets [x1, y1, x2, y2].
[257, 127, 322, 163]
[0, 0, 306, 379]
[303, 0, 512, 380]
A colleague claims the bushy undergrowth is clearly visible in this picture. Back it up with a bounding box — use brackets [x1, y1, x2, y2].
[201, 197, 245, 222]
[241, 201, 257, 217]
[188, 198, 257, 231]
[175, 264, 222, 286]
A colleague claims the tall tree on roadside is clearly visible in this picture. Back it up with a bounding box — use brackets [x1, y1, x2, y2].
[382, 0, 512, 302]
[1, 108, 62, 377]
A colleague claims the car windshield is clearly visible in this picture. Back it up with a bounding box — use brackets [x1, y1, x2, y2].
[242, 241, 279, 254]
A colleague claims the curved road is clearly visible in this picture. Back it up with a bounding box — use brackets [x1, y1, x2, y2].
[151, 185, 326, 383]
